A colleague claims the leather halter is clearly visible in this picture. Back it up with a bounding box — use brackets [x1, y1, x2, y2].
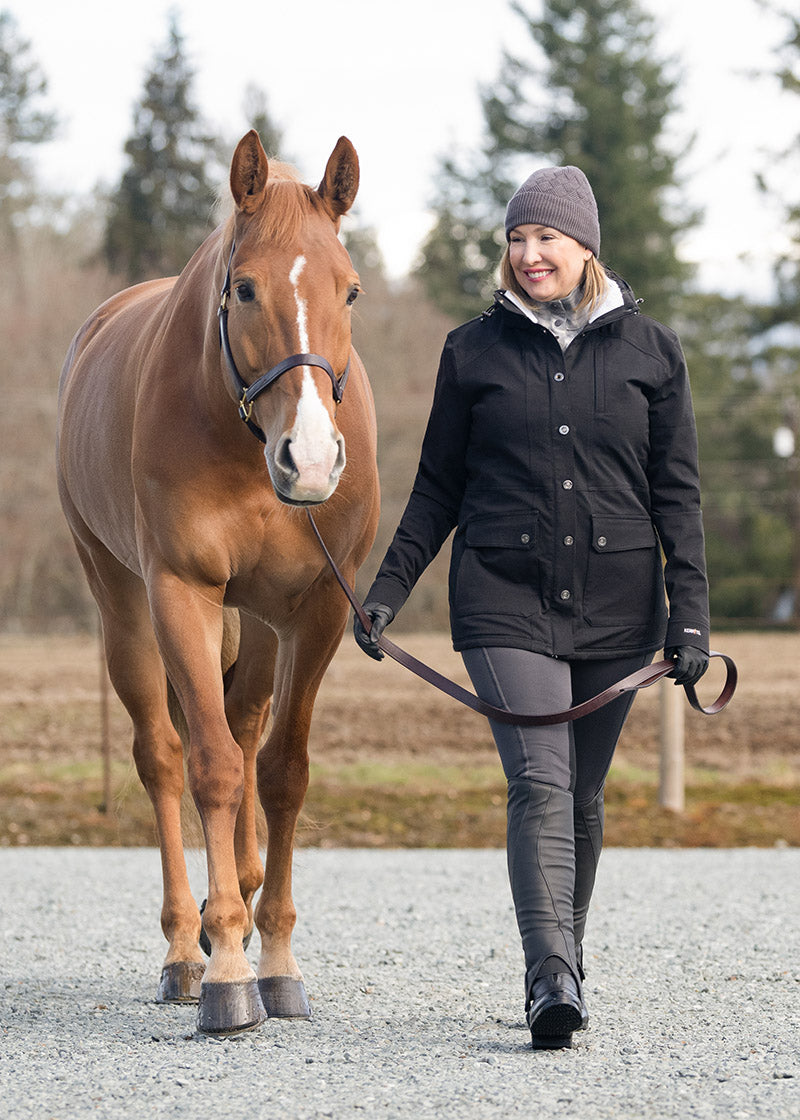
[217, 241, 350, 444]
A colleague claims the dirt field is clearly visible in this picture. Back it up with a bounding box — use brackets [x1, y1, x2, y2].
[0, 631, 797, 848]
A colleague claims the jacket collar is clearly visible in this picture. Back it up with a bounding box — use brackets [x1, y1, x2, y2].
[494, 269, 638, 334]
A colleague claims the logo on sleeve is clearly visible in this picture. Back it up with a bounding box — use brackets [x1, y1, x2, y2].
[683, 627, 701, 636]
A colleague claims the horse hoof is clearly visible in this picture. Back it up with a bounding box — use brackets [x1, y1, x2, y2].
[197, 979, 266, 1035]
[157, 961, 205, 1003]
[258, 976, 312, 1019]
[199, 899, 253, 957]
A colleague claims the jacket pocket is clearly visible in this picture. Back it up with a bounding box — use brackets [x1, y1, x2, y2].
[583, 515, 660, 626]
[465, 513, 538, 551]
[454, 513, 539, 616]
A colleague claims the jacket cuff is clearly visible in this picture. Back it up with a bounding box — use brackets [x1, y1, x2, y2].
[664, 619, 709, 653]
[365, 576, 413, 619]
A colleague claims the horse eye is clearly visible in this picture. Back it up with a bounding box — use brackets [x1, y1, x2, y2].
[235, 281, 255, 303]
[346, 287, 359, 306]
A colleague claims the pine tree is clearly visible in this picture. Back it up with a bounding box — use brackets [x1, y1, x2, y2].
[761, 8, 800, 320]
[417, 0, 696, 323]
[0, 10, 58, 242]
[103, 14, 220, 282]
[751, 5, 800, 621]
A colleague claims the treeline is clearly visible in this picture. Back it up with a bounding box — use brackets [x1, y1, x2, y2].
[1, 2, 798, 632]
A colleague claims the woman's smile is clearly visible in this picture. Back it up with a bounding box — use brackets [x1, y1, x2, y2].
[524, 268, 554, 282]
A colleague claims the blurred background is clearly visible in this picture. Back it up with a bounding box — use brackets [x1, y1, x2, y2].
[1, 0, 798, 849]
[1, 0, 799, 634]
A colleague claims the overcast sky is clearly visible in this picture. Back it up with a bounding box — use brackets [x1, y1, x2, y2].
[7, 0, 797, 297]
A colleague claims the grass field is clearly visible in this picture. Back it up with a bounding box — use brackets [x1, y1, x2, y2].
[0, 631, 797, 848]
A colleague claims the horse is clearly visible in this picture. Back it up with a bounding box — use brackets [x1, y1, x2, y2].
[56, 131, 380, 1034]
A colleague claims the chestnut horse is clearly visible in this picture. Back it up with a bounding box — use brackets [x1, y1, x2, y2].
[56, 131, 379, 1034]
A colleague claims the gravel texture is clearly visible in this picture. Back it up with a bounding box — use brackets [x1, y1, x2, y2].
[1, 847, 798, 1119]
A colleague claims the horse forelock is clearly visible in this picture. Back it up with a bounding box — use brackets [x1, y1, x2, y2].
[217, 162, 331, 250]
[254, 180, 320, 246]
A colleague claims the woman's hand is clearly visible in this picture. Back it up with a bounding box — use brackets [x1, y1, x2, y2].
[353, 602, 395, 661]
[665, 645, 709, 686]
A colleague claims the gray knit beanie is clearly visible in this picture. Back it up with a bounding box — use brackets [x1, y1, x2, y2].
[504, 165, 600, 256]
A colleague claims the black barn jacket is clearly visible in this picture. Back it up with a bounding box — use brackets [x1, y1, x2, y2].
[368, 275, 710, 660]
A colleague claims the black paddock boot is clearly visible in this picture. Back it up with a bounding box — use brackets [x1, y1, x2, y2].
[574, 944, 589, 1031]
[506, 778, 584, 1050]
[526, 972, 584, 1048]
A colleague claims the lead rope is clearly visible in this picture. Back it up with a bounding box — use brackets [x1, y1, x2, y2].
[306, 510, 737, 726]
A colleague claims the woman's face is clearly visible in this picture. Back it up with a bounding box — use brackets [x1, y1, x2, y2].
[508, 224, 593, 302]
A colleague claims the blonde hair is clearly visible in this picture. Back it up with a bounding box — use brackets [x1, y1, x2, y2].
[499, 248, 608, 314]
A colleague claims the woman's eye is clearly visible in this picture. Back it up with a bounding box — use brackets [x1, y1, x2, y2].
[235, 281, 255, 302]
[346, 288, 360, 306]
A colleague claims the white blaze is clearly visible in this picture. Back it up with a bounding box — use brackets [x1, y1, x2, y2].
[289, 254, 309, 350]
[276, 254, 342, 497]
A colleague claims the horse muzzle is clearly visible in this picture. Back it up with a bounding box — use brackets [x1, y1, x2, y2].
[268, 427, 346, 506]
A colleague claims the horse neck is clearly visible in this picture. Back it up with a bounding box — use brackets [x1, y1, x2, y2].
[163, 228, 238, 434]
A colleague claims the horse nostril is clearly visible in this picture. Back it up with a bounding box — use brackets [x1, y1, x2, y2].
[333, 435, 346, 478]
[273, 435, 297, 479]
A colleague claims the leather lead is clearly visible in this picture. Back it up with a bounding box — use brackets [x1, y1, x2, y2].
[306, 509, 738, 725]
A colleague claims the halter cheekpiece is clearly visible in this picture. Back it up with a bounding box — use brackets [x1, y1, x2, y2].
[218, 241, 350, 443]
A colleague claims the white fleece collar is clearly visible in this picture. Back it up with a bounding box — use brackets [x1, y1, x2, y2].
[503, 279, 625, 350]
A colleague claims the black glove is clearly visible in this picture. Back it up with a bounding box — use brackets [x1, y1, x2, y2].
[665, 645, 709, 687]
[353, 602, 395, 661]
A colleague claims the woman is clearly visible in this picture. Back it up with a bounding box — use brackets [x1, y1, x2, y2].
[354, 165, 709, 1049]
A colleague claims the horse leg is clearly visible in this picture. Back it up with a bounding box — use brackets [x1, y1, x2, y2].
[254, 591, 350, 1019]
[148, 579, 265, 1034]
[221, 614, 278, 944]
[68, 529, 203, 1002]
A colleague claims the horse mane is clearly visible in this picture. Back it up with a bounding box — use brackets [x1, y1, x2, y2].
[217, 159, 328, 247]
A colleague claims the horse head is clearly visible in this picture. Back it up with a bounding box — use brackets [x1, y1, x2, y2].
[222, 130, 361, 506]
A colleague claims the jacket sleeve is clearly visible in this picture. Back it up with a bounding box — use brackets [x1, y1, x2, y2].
[367, 339, 471, 617]
[647, 333, 710, 652]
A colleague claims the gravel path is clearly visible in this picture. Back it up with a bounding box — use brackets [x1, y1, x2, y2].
[1, 847, 798, 1119]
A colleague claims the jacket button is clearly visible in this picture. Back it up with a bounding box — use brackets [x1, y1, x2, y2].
[560, 589, 571, 600]
[563, 535, 574, 546]
[558, 424, 570, 435]
[562, 479, 573, 490]
[520, 533, 530, 544]
[554, 372, 565, 382]
[597, 536, 607, 547]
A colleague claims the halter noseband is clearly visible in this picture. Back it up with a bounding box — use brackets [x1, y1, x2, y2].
[217, 241, 350, 444]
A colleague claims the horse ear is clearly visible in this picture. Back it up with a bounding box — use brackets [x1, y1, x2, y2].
[318, 136, 359, 222]
[230, 130, 269, 213]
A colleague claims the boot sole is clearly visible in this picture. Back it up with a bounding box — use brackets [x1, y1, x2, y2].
[531, 1032, 573, 1049]
[529, 1000, 583, 1049]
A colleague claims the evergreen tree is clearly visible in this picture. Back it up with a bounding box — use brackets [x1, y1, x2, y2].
[0, 10, 58, 242]
[417, 0, 696, 323]
[760, 7, 800, 321]
[675, 294, 793, 621]
[750, 4, 800, 621]
[103, 13, 220, 282]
